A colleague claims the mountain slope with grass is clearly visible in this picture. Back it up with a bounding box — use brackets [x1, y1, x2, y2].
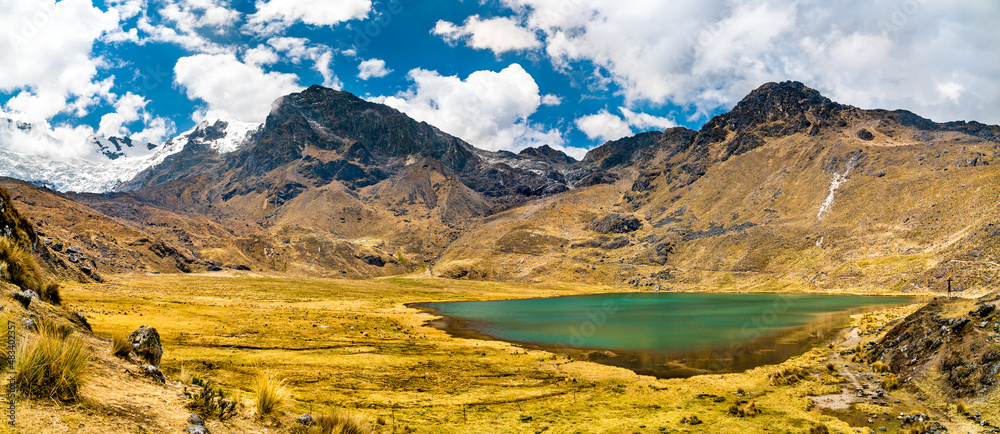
[433, 82, 1000, 294]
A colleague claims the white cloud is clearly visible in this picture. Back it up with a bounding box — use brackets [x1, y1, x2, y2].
[433, 15, 540, 55]
[372, 64, 563, 152]
[620, 107, 676, 130]
[174, 53, 303, 123]
[267, 37, 340, 88]
[244, 45, 279, 66]
[576, 107, 677, 142]
[358, 58, 391, 80]
[0, 0, 119, 123]
[98, 92, 146, 137]
[247, 0, 372, 35]
[540, 94, 562, 106]
[502, 0, 1000, 124]
[575, 110, 632, 142]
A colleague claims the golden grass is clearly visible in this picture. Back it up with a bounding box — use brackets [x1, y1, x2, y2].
[872, 360, 891, 373]
[41, 282, 62, 305]
[881, 373, 899, 390]
[309, 410, 372, 434]
[111, 331, 132, 359]
[57, 274, 944, 433]
[13, 324, 90, 401]
[252, 371, 288, 418]
[0, 236, 42, 292]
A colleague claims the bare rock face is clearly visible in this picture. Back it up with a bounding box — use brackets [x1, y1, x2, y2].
[127, 326, 163, 367]
[590, 214, 642, 234]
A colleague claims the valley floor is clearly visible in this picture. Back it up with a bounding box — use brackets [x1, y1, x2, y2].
[13, 274, 996, 433]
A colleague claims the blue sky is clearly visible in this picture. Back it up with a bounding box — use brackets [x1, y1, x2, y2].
[1, 0, 998, 160]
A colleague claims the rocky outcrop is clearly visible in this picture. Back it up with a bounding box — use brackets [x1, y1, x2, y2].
[870, 295, 1000, 398]
[127, 326, 163, 367]
[590, 214, 642, 234]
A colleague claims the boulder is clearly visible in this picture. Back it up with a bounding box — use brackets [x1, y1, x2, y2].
[187, 414, 205, 426]
[66, 245, 82, 254]
[296, 414, 315, 426]
[51, 241, 64, 252]
[186, 425, 208, 434]
[72, 311, 92, 332]
[13, 291, 35, 309]
[138, 364, 165, 383]
[22, 318, 36, 332]
[127, 326, 163, 367]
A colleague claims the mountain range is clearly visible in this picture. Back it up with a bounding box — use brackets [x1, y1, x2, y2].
[4, 81, 1000, 293]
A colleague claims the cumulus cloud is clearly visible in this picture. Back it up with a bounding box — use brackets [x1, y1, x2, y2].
[174, 53, 303, 123]
[247, 0, 372, 35]
[267, 37, 341, 88]
[576, 107, 677, 142]
[372, 64, 563, 152]
[0, 0, 119, 122]
[575, 110, 632, 143]
[433, 15, 540, 54]
[501, 0, 1000, 124]
[358, 58, 391, 80]
[540, 94, 562, 106]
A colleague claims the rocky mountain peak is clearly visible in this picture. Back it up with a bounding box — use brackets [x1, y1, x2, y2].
[518, 145, 576, 165]
[722, 81, 843, 134]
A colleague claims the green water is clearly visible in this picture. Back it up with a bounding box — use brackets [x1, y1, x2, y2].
[418, 293, 914, 378]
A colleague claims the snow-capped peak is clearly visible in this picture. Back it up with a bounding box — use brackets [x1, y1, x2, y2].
[0, 115, 260, 193]
[177, 116, 261, 154]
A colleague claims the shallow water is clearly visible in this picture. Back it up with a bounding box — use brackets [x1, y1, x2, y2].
[416, 293, 915, 378]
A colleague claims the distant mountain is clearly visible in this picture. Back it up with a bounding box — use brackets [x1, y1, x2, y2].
[0, 116, 260, 193]
[8, 81, 1000, 292]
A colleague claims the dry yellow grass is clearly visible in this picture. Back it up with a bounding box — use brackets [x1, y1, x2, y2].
[42, 273, 953, 433]
[252, 371, 288, 418]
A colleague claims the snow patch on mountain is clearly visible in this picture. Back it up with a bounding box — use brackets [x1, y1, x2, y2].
[0, 117, 260, 193]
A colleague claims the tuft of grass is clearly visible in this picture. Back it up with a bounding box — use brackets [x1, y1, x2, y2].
[881, 373, 898, 390]
[826, 362, 836, 371]
[809, 424, 830, 434]
[111, 331, 132, 359]
[252, 371, 288, 418]
[179, 365, 193, 385]
[679, 415, 702, 426]
[770, 367, 809, 386]
[41, 282, 62, 305]
[728, 401, 760, 417]
[872, 360, 891, 374]
[956, 401, 967, 415]
[309, 410, 372, 434]
[901, 421, 928, 434]
[13, 323, 90, 401]
[0, 236, 42, 292]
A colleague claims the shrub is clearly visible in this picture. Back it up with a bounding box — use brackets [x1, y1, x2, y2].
[679, 415, 702, 425]
[956, 402, 967, 415]
[185, 382, 239, 421]
[111, 331, 132, 359]
[41, 282, 62, 305]
[309, 410, 373, 434]
[872, 361, 891, 374]
[728, 401, 759, 417]
[13, 324, 90, 401]
[881, 373, 899, 390]
[0, 237, 42, 292]
[810, 424, 830, 434]
[770, 367, 809, 386]
[252, 371, 288, 418]
[902, 421, 928, 434]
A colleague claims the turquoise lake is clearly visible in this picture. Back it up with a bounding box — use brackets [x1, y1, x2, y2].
[417, 293, 915, 378]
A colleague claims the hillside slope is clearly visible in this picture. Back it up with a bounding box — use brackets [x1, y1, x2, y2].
[435, 82, 1000, 294]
